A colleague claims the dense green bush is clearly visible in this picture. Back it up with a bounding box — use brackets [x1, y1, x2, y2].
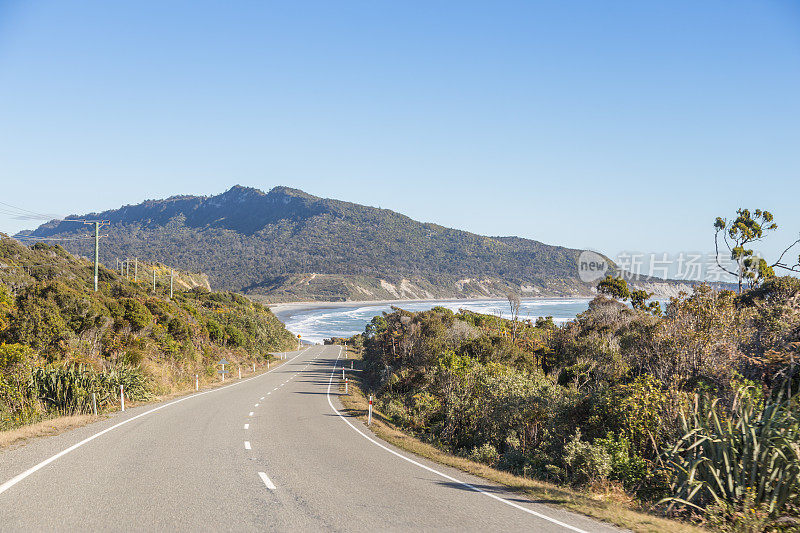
[167, 317, 189, 340]
[206, 318, 223, 342]
[123, 299, 152, 331]
[224, 324, 245, 347]
[358, 278, 800, 525]
[564, 430, 612, 485]
[0, 343, 37, 426]
[0, 237, 297, 429]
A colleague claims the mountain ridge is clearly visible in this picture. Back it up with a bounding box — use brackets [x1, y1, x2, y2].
[21, 185, 606, 301]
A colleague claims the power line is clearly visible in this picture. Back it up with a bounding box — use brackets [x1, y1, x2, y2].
[13, 235, 107, 241]
[0, 200, 59, 220]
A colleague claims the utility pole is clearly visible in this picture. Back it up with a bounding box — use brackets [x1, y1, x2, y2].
[170, 269, 174, 299]
[134, 257, 138, 282]
[83, 220, 109, 292]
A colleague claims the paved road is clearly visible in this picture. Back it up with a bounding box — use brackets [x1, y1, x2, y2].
[0, 345, 620, 532]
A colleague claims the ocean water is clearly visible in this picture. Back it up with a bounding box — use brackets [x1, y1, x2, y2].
[274, 298, 595, 344]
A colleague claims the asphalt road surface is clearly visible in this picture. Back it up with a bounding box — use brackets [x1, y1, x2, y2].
[0, 345, 621, 532]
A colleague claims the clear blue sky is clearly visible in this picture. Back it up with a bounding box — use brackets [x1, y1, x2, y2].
[1, 1, 799, 269]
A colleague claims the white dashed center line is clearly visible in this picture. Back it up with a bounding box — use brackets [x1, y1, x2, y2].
[244, 423, 249, 429]
[244, 441, 251, 450]
[258, 472, 276, 490]
[248, 412, 254, 417]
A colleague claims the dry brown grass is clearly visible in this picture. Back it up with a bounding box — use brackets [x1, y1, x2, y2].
[0, 415, 97, 449]
[337, 372, 706, 533]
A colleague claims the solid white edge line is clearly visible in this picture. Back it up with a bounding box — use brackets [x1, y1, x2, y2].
[244, 441, 251, 450]
[0, 347, 313, 497]
[258, 471, 276, 490]
[325, 347, 591, 533]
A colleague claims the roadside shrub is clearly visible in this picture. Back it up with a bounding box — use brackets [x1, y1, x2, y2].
[122, 299, 152, 331]
[224, 324, 245, 347]
[468, 442, 500, 465]
[9, 290, 71, 354]
[594, 432, 649, 490]
[206, 319, 224, 343]
[110, 283, 137, 298]
[563, 430, 612, 485]
[167, 317, 189, 340]
[145, 298, 172, 324]
[0, 343, 37, 425]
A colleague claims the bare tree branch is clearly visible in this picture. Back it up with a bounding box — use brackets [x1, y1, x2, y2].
[714, 230, 738, 277]
[771, 236, 800, 269]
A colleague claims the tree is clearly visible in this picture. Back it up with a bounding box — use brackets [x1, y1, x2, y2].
[597, 275, 630, 300]
[714, 209, 800, 293]
[598, 276, 661, 316]
[507, 292, 521, 342]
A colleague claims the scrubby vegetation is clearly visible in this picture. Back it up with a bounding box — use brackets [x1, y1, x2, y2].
[0, 236, 297, 430]
[357, 278, 800, 530]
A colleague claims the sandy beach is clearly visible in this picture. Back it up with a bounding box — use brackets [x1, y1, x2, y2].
[267, 296, 587, 322]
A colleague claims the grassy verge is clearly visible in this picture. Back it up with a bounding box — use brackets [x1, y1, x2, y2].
[336, 352, 704, 533]
[0, 356, 291, 450]
[0, 415, 98, 449]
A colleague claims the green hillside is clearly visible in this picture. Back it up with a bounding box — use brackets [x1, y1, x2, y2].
[0, 236, 297, 429]
[21, 185, 601, 301]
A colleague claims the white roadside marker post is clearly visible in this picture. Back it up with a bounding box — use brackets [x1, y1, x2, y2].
[253, 363, 256, 372]
[368, 395, 372, 426]
[239, 367, 242, 380]
[351, 361, 353, 370]
[345, 378, 348, 395]
[120, 385, 125, 412]
[342, 367, 345, 379]
[92, 393, 97, 416]
[195, 374, 199, 391]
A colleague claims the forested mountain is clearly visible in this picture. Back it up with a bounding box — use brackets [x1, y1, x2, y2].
[21, 185, 601, 301]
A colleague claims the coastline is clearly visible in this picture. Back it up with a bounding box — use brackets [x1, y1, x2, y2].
[266, 295, 593, 323]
